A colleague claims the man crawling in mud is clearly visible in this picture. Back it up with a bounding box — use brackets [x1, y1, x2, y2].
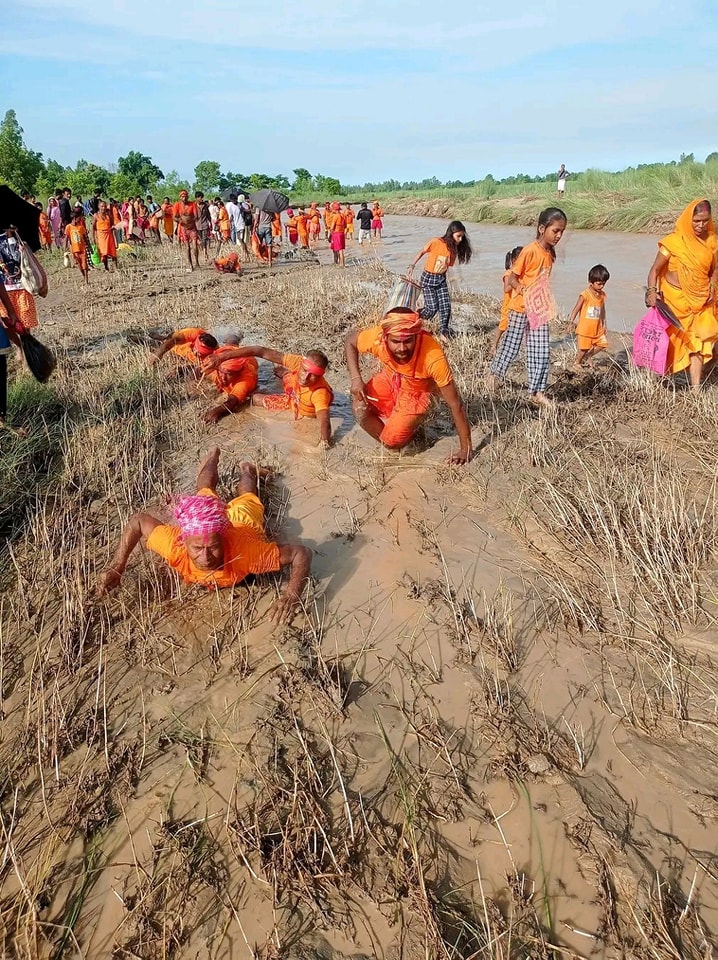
[98, 447, 311, 624]
[345, 307, 473, 462]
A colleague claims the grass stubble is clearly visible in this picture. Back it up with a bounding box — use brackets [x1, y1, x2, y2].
[0, 243, 716, 958]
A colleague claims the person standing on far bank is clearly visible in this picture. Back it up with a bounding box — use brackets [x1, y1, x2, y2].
[557, 164, 569, 199]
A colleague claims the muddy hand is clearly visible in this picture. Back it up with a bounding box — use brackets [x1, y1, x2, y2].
[269, 589, 301, 625]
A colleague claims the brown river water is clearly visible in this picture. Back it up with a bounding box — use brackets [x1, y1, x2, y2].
[355, 214, 659, 333]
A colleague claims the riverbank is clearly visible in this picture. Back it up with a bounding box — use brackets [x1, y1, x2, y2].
[376, 192, 678, 234]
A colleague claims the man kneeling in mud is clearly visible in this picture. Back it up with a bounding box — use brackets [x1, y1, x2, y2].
[98, 447, 311, 624]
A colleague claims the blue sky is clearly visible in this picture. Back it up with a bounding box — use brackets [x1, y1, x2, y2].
[2, 0, 717, 185]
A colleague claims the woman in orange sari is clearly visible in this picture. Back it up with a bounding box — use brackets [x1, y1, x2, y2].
[161, 196, 174, 243]
[646, 199, 718, 391]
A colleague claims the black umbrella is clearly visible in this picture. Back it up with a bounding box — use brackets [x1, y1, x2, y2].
[0, 186, 41, 251]
[220, 186, 252, 202]
[249, 188, 290, 214]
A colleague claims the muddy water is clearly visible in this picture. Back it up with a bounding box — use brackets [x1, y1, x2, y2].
[363, 215, 659, 333]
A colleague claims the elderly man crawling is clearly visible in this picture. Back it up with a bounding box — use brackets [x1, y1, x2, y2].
[99, 447, 311, 624]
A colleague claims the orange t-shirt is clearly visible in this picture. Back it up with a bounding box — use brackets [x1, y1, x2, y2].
[509, 241, 553, 313]
[576, 287, 606, 338]
[65, 222, 88, 253]
[329, 212, 346, 233]
[500, 270, 511, 330]
[146, 522, 280, 588]
[281, 353, 333, 418]
[356, 327, 453, 392]
[170, 326, 207, 364]
[209, 353, 260, 398]
[421, 238, 455, 275]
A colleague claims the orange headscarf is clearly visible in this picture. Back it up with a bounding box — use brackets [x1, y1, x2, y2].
[381, 309, 423, 341]
[661, 199, 717, 313]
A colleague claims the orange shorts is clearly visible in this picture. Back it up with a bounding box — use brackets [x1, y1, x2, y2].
[365, 368, 432, 449]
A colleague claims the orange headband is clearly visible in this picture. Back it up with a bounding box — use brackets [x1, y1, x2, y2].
[302, 357, 325, 376]
[381, 310, 423, 341]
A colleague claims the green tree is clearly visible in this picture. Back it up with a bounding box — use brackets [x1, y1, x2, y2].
[117, 150, 164, 191]
[314, 174, 343, 195]
[0, 109, 44, 193]
[193, 160, 221, 194]
[158, 170, 191, 197]
[109, 172, 145, 200]
[292, 167, 313, 192]
[219, 170, 249, 192]
[67, 159, 111, 197]
[34, 158, 69, 200]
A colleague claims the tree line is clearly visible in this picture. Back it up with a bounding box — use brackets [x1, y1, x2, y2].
[1, 108, 716, 203]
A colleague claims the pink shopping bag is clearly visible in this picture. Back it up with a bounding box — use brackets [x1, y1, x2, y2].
[632, 307, 670, 376]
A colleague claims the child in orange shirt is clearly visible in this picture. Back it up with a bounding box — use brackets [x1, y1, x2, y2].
[64, 208, 90, 283]
[408, 220, 472, 339]
[491, 246, 522, 358]
[487, 207, 567, 408]
[569, 264, 609, 368]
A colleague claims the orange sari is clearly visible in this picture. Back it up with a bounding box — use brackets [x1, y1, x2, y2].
[658, 199, 718, 372]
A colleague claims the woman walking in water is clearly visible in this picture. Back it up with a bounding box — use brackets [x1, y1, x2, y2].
[407, 221, 472, 340]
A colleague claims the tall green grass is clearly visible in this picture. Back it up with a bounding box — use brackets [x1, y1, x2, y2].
[294, 159, 718, 232]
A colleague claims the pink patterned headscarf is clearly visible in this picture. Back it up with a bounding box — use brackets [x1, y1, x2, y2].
[174, 495, 229, 539]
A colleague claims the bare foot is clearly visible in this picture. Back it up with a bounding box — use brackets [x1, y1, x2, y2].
[530, 392, 556, 409]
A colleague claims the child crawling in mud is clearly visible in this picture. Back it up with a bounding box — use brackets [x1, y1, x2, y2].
[203, 344, 333, 446]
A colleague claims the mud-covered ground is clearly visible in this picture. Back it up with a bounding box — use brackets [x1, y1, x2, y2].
[1, 241, 717, 959]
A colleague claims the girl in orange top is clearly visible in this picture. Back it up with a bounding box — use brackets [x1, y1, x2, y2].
[490, 246, 523, 358]
[488, 207, 567, 408]
[344, 204, 354, 238]
[371, 202, 384, 239]
[408, 220, 472, 338]
[64, 210, 90, 283]
[569, 264, 609, 368]
[645, 198, 718, 390]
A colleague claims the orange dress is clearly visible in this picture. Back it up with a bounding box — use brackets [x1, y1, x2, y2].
[38, 212, 53, 248]
[94, 212, 117, 259]
[344, 208, 354, 236]
[286, 216, 298, 245]
[308, 209, 321, 239]
[271, 213, 282, 239]
[217, 207, 230, 241]
[296, 213, 309, 248]
[161, 202, 174, 237]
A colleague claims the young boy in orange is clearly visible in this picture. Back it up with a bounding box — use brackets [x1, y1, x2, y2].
[204, 344, 333, 445]
[98, 447, 311, 624]
[345, 308, 473, 462]
[64, 208, 89, 283]
[569, 264, 610, 368]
